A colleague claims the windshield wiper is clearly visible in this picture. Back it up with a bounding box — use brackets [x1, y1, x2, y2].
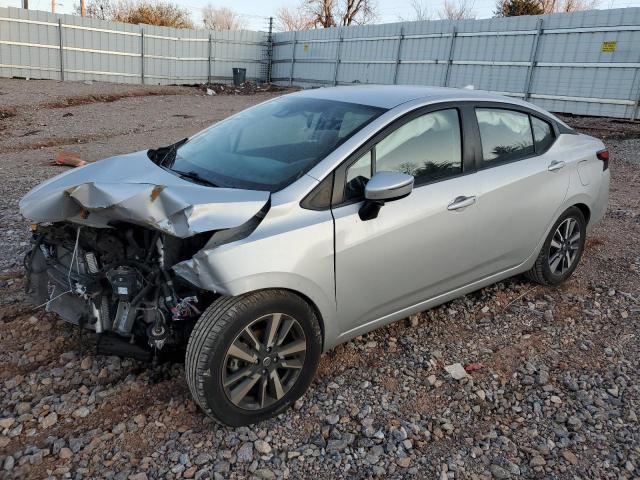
[172, 169, 219, 187]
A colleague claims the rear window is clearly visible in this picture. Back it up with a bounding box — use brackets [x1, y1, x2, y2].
[476, 108, 535, 163]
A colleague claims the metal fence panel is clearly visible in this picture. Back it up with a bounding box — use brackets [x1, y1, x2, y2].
[0, 6, 267, 86]
[2, 6, 640, 118]
[272, 8, 640, 119]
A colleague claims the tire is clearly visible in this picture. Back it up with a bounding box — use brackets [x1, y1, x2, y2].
[185, 290, 322, 426]
[525, 206, 587, 286]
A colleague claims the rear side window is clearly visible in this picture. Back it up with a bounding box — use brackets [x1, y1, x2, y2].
[476, 108, 534, 163]
[531, 116, 555, 153]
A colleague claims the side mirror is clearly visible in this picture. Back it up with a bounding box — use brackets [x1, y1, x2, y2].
[359, 171, 414, 221]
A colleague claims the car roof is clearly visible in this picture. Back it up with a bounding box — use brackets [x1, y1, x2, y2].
[291, 85, 520, 108]
[291, 85, 569, 127]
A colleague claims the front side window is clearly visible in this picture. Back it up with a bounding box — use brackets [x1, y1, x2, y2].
[375, 109, 462, 186]
[476, 108, 534, 164]
[170, 97, 384, 192]
[345, 151, 372, 201]
[342, 109, 463, 202]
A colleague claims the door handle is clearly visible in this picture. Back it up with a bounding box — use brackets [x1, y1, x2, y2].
[548, 160, 566, 172]
[447, 195, 476, 211]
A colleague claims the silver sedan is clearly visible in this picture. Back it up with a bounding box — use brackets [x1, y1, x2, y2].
[20, 86, 610, 425]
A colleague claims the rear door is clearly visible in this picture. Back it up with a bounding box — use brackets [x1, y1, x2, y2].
[470, 105, 570, 275]
[331, 106, 483, 337]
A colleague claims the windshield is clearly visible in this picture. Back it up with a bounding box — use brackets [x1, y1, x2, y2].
[169, 96, 385, 192]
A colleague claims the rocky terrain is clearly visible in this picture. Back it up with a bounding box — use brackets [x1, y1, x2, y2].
[0, 79, 638, 479]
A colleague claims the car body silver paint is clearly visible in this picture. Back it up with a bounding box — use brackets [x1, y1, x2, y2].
[19, 151, 270, 238]
[172, 88, 607, 351]
[20, 86, 609, 353]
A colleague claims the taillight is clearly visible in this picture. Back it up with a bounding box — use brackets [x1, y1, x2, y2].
[596, 149, 609, 171]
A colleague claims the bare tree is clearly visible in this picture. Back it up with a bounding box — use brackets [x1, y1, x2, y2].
[114, 1, 193, 28]
[438, 0, 476, 19]
[202, 5, 247, 31]
[339, 0, 377, 25]
[305, 0, 336, 27]
[494, 0, 543, 16]
[81, 0, 193, 28]
[75, 0, 117, 20]
[498, 0, 599, 15]
[547, 0, 599, 12]
[400, 0, 432, 21]
[275, 6, 314, 31]
[304, 0, 377, 28]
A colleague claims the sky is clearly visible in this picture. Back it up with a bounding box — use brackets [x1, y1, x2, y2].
[2, 0, 640, 30]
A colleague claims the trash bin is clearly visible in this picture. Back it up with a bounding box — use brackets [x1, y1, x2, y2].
[232, 67, 246, 86]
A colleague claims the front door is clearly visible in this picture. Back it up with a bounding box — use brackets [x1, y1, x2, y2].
[331, 107, 482, 338]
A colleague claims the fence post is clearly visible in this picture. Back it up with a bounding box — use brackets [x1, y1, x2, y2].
[333, 31, 343, 86]
[208, 33, 212, 85]
[140, 27, 145, 85]
[524, 18, 543, 101]
[443, 27, 457, 87]
[393, 26, 404, 85]
[266, 17, 273, 83]
[58, 19, 64, 81]
[289, 31, 296, 87]
[632, 72, 640, 120]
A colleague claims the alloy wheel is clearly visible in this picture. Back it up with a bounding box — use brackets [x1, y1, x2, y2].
[222, 313, 306, 410]
[548, 217, 581, 275]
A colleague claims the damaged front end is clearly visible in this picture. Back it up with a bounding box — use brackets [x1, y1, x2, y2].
[20, 151, 270, 360]
[25, 223, 211, 359]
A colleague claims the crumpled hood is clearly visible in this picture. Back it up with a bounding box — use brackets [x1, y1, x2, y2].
[19, 150, 270, 238]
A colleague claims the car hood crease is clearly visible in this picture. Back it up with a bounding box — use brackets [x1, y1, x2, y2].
[19, 150, 271, 238]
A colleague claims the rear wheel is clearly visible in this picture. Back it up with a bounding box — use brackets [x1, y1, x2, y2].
[185, 290, 322, 426]
[525, 206, 587, 286]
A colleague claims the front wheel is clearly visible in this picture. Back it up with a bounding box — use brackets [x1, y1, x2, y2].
[525, 206, 587, 286]
[185, 290, 322, 426]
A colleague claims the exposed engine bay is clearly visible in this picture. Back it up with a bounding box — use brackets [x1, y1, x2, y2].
[18, 149, 273, 360]
[24, 222, 215, 360]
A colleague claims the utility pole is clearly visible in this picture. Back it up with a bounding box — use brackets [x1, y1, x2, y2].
[22, 0, 29, 9]
[80, 0, 86, 16]
[51, 0, 55, 14]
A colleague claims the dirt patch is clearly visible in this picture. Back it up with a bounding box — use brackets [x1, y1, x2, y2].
[0, 304, 33, 324]
[198, 82, 289, 96]
[0, 106, 17, 120]
[41, 89, 183, 109]
[5, 135, 102, 152]
[558, 114, 640, 140]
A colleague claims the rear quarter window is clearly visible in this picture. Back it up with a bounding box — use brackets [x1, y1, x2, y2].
[531, 116, 555, 153]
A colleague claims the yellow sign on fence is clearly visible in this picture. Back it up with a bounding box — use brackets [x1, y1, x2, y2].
[601, 41, 617, 53]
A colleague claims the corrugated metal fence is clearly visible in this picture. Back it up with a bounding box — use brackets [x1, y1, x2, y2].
[272, 8, 640, 119]
[2, 6, 640, 119]
[0, 6, 267, 85]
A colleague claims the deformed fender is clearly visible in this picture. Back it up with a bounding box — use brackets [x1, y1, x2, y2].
[19, 151, 270, 238]
[173, 264, 338, 351]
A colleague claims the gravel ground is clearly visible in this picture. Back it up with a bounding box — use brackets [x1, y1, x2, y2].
[0, 79, 639, 480]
